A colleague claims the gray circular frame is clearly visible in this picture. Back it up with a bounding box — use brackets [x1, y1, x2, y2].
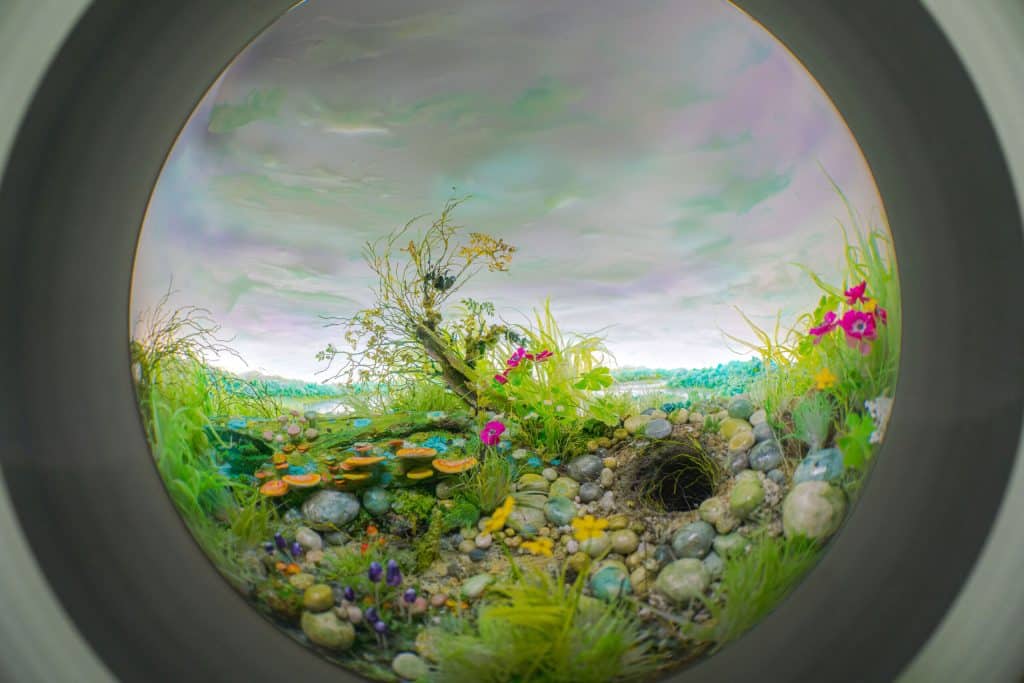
[1, 1, 1021, 682]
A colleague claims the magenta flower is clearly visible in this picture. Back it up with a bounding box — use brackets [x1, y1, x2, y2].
[809, 311, 838, 343]
[876, 306, 888, 325]
[839, 309, 877, 355]
[480, 420, 506, 446]
[494, 372, 508, 385]
[534, 349, 553, 362]
[844, 280, 868, 305]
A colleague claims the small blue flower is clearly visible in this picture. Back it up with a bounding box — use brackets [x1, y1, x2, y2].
[526, 456, 542, 468]
[426, 410, 446, 421]
[353, 418, 372, 428]
[227, 418, 247, 430]
[421, 436, 449, 454]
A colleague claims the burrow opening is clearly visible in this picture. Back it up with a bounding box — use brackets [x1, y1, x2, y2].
[625, 440, 721, 512]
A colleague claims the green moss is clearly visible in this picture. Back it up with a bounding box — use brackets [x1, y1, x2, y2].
[391, 489, 437, 533]
[442, 497, 481, 533]
[414, 508, 445, 573]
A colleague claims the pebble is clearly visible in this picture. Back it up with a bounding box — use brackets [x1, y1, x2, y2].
[702, 551, 725, 578]
[567, 551, 590, 573]
[719, 417, 753, 441]
[301, 610, 355, 651]
[669, 409, 690, 424]
[289, 573, 316, 590]
[644, 418, 673, 439]
[324, 531, 349, 546]
[542, 467, 559, 482]
[303, 584, 335, 612]
[599, 468, 615, 488]
[729, 470, 766, 519]
[518, 473, 550, 493]
[591, 563, 632, 600]
[461, 573, 495, 600]
[713, 532, 748, 557]
[301, 491, 361, 529]
[727, 397, 755, 420]
[610, 529, 640, 555]
[654, 544, 675, 565]
[458, 540, 477, 554]
[293, 527, 322, 552]
[793, 448, 845, 485]
[613, 428, 629, 441]
[782, 481, 847, 541]
[435, 480, 456, 499]
[468, 549, 487, 562]
[698, 496, 739, 534]
[305, 549, 324, 564]
[581, 534, 612, 558]
[566, 539, 580, 554]
[579, 482, 603, 503]
[607, 514, 629, 530]
[362, 487, 392, 516]
[767, 468, 786, 485]
[624, 414, 653, 434]
[671, 521, 715, 559]
[728, 430, 755, 453]
[430, 593, 449, 608]
[727, 451, 749, 475]
[392, 652, 429, 681]
[507, 507, 546, 537]
[475, 533, 493, 549]
[603, 456, 618, 469]
[544, 496, 577, 526]
[568, 455, 604, 482]
[654, 559, 710, 604]
[345, 605, 363, 623]
[753, 421, 774, 443]
[749, 439, 783, 471]
[749, 409, 768, 426]
[597, 491, 616, 512]
[550, 476, 581, 499]
[688, 412, 705, 425]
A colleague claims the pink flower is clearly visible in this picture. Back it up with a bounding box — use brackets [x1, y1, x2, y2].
[480, 420, 506, 446]
[494, 373, 508, 385]
[809, 311, 838, 344]
[839, 310, 877, 355]
[876, 307, 888, 325]
[534, 349, 553, 362]
[844, 280, 868, 305]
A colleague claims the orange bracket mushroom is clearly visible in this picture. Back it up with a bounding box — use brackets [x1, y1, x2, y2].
[433, 457, 479, 475]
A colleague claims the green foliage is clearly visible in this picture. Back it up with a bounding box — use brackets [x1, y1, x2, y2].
[477, 300, 614, 459]
[390, 489, 437, 533]
[791, 392, 835, 451]
[427, 562, 666, 682]
[729, 184, 899, 434]
[702, 415, 722, 434]
[414, 508, 445, 573]
[385, 378, 468, 414]
[837, 411, 876, 470]
[224, 487, 281, 546]
[442, 497, 481, 533]
[317, 198, 517, 406]
[691, 534, 822, 651]
[319, 544, 416, 595]
[454, 452, 518, 514]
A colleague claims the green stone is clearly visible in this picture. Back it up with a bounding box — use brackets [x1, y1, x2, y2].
[303, 584, 335, 612]
[301, 610, 355, 651]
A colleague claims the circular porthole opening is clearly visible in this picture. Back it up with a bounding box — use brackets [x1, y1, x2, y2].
[129, 1, 900, 680]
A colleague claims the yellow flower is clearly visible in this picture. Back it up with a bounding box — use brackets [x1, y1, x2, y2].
[483, 496, 515, 534]
[572, 514, 609, 542]
[814, 367, 838, 390]
[862, 297, 877, 313]
[521, 537, 554, 557]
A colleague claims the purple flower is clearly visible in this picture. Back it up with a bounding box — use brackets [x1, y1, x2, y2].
[263, 542, 274, 555]
[343, 586, 356, 602]
[365, 607, 379, 623]
[290, 541, 303, 558]
[403, 588, 417, 604]
[368, 561, 383, 583]
[373, 620, 388, 634]
[386, 559, 402, 587]
[273, 532, 286, 551]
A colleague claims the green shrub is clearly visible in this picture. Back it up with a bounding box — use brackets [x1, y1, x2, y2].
[427, 561, 666, 682]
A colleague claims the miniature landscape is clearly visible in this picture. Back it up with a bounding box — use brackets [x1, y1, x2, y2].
[131, 196, 899, 682]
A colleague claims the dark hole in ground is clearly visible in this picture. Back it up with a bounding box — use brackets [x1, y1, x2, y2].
[623, 440, 720, 512]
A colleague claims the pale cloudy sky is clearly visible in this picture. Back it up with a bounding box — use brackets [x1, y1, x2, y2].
[132, 0, 885, 382]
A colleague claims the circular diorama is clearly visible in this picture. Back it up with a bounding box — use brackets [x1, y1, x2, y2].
[129, 1, 900, 681]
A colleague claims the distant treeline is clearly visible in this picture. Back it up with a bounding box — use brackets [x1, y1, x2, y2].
[206, 367, 348, 399]
[612, 359, 763, 395]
